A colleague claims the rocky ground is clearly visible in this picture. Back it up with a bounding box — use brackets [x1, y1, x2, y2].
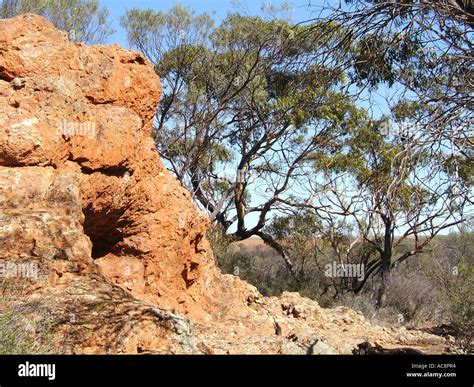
[0, 14, 450, 354]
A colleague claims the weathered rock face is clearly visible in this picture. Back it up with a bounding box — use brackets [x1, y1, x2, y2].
[0, 15, 449, 354]
[0, 13, 226, 323]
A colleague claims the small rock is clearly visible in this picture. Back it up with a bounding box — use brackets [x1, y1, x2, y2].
[13, 78, 24, 89]
[281, 302, 291, 312]
[446, 335, 455, 344]
[343, 317, 354, 324]
[279, 341, 306, 355]
[310, 340, 337, 355]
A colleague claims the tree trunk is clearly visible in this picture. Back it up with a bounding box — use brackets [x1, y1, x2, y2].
[376, 253, 391, 309]
[376, 219, 393, 309]
[256, 231, 300, 284]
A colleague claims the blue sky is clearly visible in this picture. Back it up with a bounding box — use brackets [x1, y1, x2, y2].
[100, 0, 325, 47]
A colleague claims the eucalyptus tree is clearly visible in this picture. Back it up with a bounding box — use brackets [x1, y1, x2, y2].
[121, 5, 361, 275]
[286, 112, 471, 306]
[271, 0, 473, 305]
[308, 0, 473, 173]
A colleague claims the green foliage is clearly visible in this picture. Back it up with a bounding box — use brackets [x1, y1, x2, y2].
[265, 211, 322, 240]
[122, 5, 366, 239]
[446, 261, 473, 334]
[352, 32, 422, 88]
[425, 226, 474, 351]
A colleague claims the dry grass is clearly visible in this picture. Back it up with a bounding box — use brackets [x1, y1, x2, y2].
[0, 279, 57, 354]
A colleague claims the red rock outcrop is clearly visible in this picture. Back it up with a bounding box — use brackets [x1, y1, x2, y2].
[0, 15, 449, 354]
[0, 13, 228, 322]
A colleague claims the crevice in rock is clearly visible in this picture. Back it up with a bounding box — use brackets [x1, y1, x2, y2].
[0, 66, 14, 81]
[79, 164, 130, 178]
[82, 203, 128, 259]
[181, 262, 199, 289]
[121, 55, 146, 65]
[67, 157, 132, 259]
[190, 233, 206, 254]
[85, 95, 117, 105]
[67, 153, 131, 177]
